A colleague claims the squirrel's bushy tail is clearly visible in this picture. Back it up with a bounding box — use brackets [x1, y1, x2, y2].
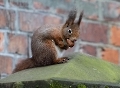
[12, 58, 35, 73]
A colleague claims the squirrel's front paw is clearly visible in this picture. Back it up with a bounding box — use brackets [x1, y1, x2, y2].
[62, 44, 69, 50]
[57, 40, 68, 50]
[67, 39, 74, 47]
[54, 57, 69, 64]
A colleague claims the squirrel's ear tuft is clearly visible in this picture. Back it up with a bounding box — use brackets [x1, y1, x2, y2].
[64, 9, 77, 26]
[77, 10, 83, 26]
[68, 9, 77, 21]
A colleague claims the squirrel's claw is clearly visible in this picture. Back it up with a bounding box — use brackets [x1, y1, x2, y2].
[57, 57, 69, 64]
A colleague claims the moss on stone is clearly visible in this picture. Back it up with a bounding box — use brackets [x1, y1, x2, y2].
[49, 80, 69, 88]
[13, 82, 24, 88]
[77, 84, 86, 88]
[0, 53, 120, 87]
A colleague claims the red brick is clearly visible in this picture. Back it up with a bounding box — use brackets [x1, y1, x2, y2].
[33, 1, 49, 10]
[80, 0, 96, 2]
[0, 0, 4, 6]
[0, 56, 12, 74]
[43, 15, 62, 25]
[56, 8, 69, 14]
[65, 0, 71, 2]
[0, 9, 15, 30]
[111, 26, 120, 46]
[102, 48, 119, 64]
[82, 45, 96, 56]
[86, 14, 98, 20]
[0, 9, 7, 28]
[19, 11, 44, 32]
[7, 10, 16, 30]
[8, 33, 28, 55]
[0, 32, 4, 52]
[80, 22, 108, 43]
[80, 0, 98, 20]
[103, 2, 120, 22]
[9, 1, 29, 9]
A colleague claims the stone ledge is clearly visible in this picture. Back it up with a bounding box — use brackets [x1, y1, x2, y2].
[0, 53, 120, 87]
[0, 79, 120, 88]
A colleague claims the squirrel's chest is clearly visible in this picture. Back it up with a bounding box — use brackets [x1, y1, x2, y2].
[51, 40, 65, 58]
[54, 45, 65, 58]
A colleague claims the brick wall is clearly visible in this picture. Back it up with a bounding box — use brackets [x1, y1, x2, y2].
[0, 0, 120, 77]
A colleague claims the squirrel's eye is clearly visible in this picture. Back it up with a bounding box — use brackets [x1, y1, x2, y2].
[68, 29, 72, 34]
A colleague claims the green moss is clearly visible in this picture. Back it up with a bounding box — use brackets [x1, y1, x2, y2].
[13, 82, 24, 88]
[35, 85, 39, 88]
[104, 86, 109, 88]
[77, 84, 86, 88]
[50, 81, 69, 88]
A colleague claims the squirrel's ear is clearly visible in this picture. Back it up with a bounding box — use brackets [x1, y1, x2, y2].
[64, 9, 77, 26]
[77, 10, 83, 26]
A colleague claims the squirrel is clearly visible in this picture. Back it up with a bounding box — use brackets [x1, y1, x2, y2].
[12, 9, 83, 73]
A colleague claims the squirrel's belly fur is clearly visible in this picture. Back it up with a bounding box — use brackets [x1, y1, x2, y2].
[52, 40, 65, 58]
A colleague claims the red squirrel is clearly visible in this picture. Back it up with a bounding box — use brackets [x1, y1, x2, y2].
[12, 9, 83, 73]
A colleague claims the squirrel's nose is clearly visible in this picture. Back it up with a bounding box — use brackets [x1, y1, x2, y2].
[74, 39, 77, 41]
[72, 38, 77, 42]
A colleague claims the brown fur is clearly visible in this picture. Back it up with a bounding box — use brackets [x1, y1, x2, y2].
[13, 10, 83, 73]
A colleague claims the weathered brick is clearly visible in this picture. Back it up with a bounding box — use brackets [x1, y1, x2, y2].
[103, 1, 120, 22]
[9, 0, 29, 9]
[0, 32, 4, 52]
[82, 45, 96, 56]
[0, 9, 16, 30]
[102, 48, 119, 64]
[19, 11, 44, 32]
[32, 0, 98, 20]
[8, 33, 28, 55]
[80, 22, 108, 43]
[0, 9, 7, 28]
[56, 8, 69, 15]
[76, 0, 98, 20]
[19, 10, 62, 33]
[65, 0, 71, 2]
[7, 10, 16, 30]
[32, 0, 71, 12]
[0, 0, 4, 6]
[43, 15, 62, 25]
[33, 1, 49, 10]
[0, 56, 12, 74]
[111, 26, 120, 46]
